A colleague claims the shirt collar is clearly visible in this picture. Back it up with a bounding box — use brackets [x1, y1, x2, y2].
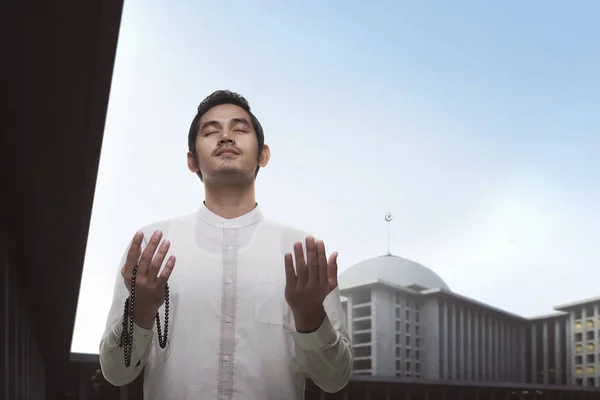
[197, 202, 263, 228]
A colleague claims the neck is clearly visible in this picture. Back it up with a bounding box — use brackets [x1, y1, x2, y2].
[203, 182, 257, 219]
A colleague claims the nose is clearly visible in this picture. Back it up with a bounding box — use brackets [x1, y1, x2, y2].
[218, 130, 235, 145]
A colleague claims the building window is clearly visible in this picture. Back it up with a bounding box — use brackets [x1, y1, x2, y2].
[353, 359, 371, 371]
[353, 345, 371, 358]
[575, 321, 583, 332]
[415, 350, 420, 360]
[406, 309, 411, 320]
[405, 322, 410, 333]
[576, 367, 583, 376]
[353, 290, 371, 305]
[396, 347, 401, 357]
[415, 362, 420, 373]
[395, 307, 401, 319]
[405, 361, 411, 371]
[587, 377, 595, 387]
[575, 332, 583, 342]
[353, 305, 371, 319]
[353, 319, 371, 331]
[415, 338, 420, 348]
[405, 348, 411, 358]
[406, 336, 411, 346]
[576, 378, 583, 386]
[588, 343, 595, 353]
[415, 325, 420, 335]
[576, 355, 583, 365]
[415, 312, 420, 323]
[396, 360, 401, 370]
[353, 331, 371, 345]
[587, 354, 595, 364]
[396, 321, 401, 332]
[576, 344, 583, 354]
[587, 331, 595, 341]
[396, 293, 403, 305]
[587, 365, 595, 376]
[587, 319, 595, 330]
[395, 334, 401, 345]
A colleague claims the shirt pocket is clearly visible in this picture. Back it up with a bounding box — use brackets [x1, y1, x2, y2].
[254, 270, 297, 330]
[254, 270, 284, 326]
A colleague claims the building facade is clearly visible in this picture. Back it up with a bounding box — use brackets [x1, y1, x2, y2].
[339, 254, 600, 389]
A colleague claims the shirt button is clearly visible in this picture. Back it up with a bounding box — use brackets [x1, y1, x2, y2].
[224, 356, 230, 362]
[225, 317, 232, 323]
[226, 279, 233, 285]
[227, 245, 234, 252]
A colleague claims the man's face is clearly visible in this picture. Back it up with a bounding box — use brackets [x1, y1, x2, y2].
[187, 103, 268, 184]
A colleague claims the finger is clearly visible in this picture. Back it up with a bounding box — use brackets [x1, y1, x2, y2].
[327, 251, 339, 290]
[157, 255, 176, 287]
[294, 241, 308, 287]
[284, 252, 297, 288]
[316, 240, 327, 287]
[122, 231, 144, 281]
[305, 236, 318, 283]
[148, 239, 171, 282]
[138, 230, 162, 276]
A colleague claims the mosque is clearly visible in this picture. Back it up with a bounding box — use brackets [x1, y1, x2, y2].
[338, 250, 600, 389]
[64, 244, 600, 399]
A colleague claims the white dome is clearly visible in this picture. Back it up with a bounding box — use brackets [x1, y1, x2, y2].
[339, 254, 450, 291]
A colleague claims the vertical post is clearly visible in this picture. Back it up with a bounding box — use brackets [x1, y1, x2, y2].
[385, 213, 393, 255]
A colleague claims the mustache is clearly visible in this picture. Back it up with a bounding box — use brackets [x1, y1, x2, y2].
[213, 145, 242, 156]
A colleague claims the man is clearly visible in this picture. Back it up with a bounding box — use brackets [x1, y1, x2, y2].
[99, 90, 353, 399]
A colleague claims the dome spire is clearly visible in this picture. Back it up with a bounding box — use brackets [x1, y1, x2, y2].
[385, 212, 393, 256]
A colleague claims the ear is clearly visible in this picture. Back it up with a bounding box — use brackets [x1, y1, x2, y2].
[187, 151, 200, 173]
[258, 144, 270, 168]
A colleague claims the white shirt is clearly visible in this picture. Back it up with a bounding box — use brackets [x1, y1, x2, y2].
[99, 205, 353, 400]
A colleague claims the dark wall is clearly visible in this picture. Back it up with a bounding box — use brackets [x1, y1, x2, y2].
[2, 236, 47, 400]
[4, 0, 124, 397]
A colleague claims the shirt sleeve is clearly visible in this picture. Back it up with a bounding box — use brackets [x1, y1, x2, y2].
[292, 286, 353, 393]
[99, 237, 155, 387]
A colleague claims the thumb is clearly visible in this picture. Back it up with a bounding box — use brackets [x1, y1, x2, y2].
[327, 251, 338, 290]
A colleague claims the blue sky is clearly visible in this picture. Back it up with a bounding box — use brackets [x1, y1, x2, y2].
[71, 0, 600, 354]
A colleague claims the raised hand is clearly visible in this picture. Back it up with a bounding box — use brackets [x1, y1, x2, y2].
[284, 236, 339, 333]
[121, 230, 176, 329]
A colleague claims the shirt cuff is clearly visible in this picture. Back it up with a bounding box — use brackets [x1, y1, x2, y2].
[108, 315, 155, 347]
[293, 314, 339, 351]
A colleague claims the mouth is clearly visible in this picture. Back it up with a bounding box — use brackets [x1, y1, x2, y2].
[217, 149, 239, 157]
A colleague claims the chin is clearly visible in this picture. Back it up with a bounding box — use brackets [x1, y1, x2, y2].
[207, 168, 253, 186]
[215, 166, 243, 175]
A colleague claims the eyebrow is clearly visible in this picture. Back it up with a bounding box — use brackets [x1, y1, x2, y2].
[200, 117, 251, 131]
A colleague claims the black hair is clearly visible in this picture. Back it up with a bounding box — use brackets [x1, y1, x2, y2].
[187, 90, 265, 181]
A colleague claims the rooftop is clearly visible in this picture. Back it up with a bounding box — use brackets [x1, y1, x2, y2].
[339, 254, 450, 292]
